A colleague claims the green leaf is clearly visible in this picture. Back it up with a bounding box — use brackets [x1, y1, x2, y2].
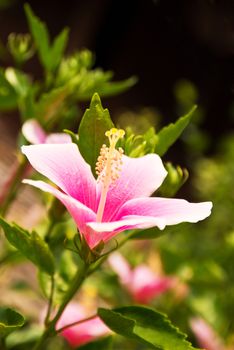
[0, 69, 17, 110]
[0, 217, 55, 275]
[98, 306, 199, 350]
[34, 86, 68, 124]
[78, 93, 114, 175]
[48, 28, 69, 71]
[24, 4, 50, 69]
[77, 76, 137, 100]
[0, 307, 25, 337]
[25, 4, 68, 72]
[155, 105, 197, 156]
[6, 326, 42, 348]
[4, 67, 35, 120]
[78, 336, 113, 350]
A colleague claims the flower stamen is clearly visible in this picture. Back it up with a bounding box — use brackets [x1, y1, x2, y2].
[96, 128, 125, 222]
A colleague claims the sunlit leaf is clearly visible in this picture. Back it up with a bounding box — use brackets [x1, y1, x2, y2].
[98, 306, 199, 350]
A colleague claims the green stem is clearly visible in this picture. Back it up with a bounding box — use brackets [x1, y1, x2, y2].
[44, 275, 55, 326]
[33, 261, 88, 350]
[0, 155, 28, 216]
[33, 230, 136, 349]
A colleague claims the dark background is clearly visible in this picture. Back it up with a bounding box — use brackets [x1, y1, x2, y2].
[0, 0, 234, 151]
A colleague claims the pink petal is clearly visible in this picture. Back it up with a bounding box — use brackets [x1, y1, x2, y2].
[190, 318, 225, 350]
[22, 179, 96, 240]
[117, 197, 213, 226]
[56, 303, 110, 348]
[88, 198, 212, 242]
[61, 317, 110, 347]
[98, 153, 167, 222]
[87, 216, 166, 239]
[22, 119, 47, 144]
[131, 265, 159, 290]
[45, 133, 71, 144]
[108, 252, 132, 285]
[131, 265, 174, 303]
[56, 303, 85, 329]
[21, 144, 97, 211]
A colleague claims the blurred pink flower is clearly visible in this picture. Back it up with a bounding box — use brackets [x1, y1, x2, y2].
[108, 252, 174, 303]
[22, 119, 71, 144]
[56, 303, 110, 348]
[190, 318, 225, 350]
[22, 128, 212, 249]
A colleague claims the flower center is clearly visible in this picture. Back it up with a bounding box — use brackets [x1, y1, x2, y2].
[96, 128, 125, 222]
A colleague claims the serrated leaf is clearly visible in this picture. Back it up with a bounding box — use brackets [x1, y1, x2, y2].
[78, 336, 113, 350]
[25, 4, 68, 72]
[78, 93, 114, 175]
[155, 105, 197, 156]
[0, 217, 55, 275]
[98, 306, 199, 350]
[0, 307, 25, 337]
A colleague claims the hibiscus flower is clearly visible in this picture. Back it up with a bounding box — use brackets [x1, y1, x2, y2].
[22, 128, 212, 249]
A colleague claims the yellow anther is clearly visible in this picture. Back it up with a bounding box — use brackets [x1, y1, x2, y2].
[96, 128, 125, 222]
[105, 128, 125, 143]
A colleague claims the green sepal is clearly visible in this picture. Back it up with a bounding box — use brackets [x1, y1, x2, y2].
[158, 162, 189, 197]
[7, 33, 35, 66]
[74, 232, 105, 264]
[63, 129, 79, 146]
